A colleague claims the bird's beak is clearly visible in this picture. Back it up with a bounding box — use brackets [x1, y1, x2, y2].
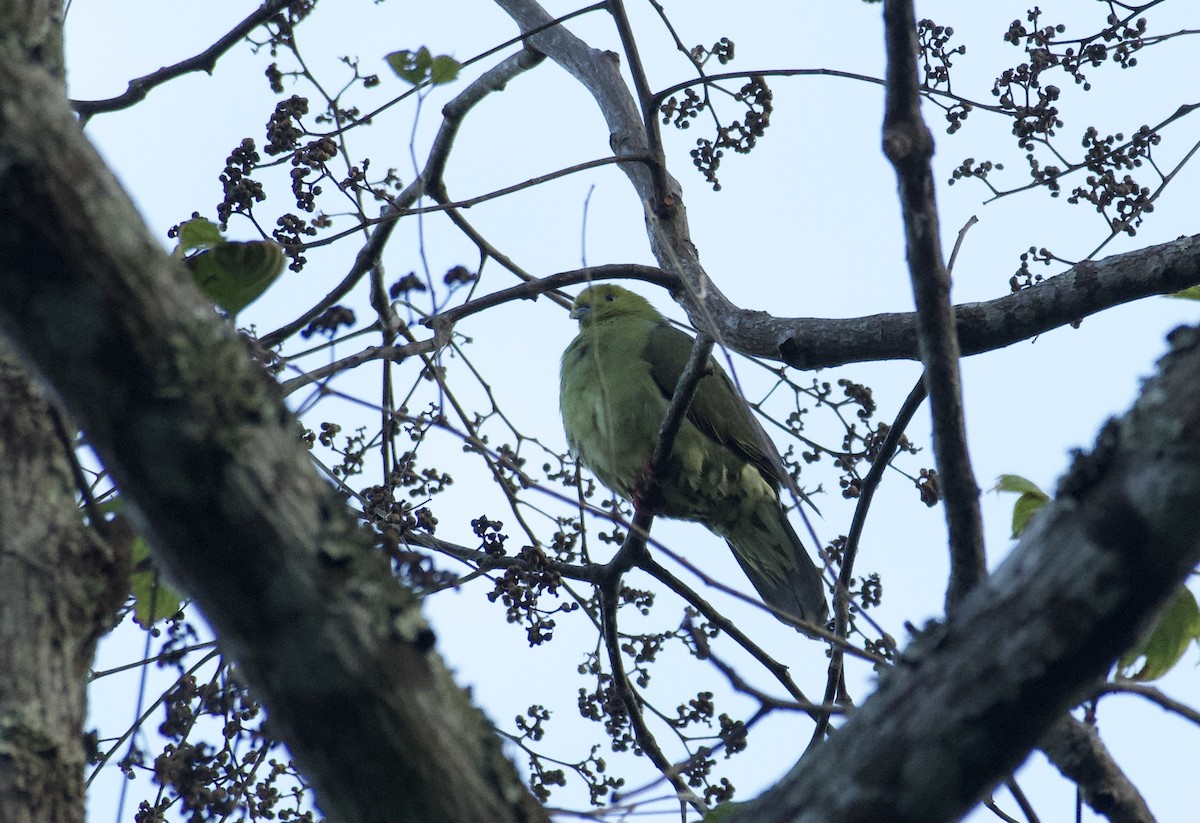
[570, 304, 590, 321]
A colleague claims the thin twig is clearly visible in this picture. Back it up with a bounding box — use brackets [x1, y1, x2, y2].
[638, 556, 816, 708]
[808, 375, 927, 751]
[607, 0, 672, 214]
[598, 587, 707, 816]
[1092, 681, 1200, 727]
[260, 47, 547, 349]
[71, 0, 295, 119]
[1005, 776, 1043, 823]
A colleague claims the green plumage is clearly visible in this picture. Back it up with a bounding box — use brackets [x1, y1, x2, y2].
[559, 284, 828, 626]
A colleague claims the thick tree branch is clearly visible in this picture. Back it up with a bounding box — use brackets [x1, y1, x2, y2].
[680, 235, 1200, 368]
[770, 232, 1200, 369]
[726, 324, 1200, 823]
[494, 0, 755, 342]
[0, 19, 545, 823]
[882, 0, 984, 608]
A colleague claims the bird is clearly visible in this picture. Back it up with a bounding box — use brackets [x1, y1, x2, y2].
[559, 284, 829, 628]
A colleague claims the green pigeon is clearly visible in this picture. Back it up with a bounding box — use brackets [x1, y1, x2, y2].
[559, 284, 829, 627]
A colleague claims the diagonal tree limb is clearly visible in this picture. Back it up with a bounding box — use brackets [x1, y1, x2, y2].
[494, 0, 748, 339]
[593, 331, 719, 817]
[1040, 716, 1155, 823]
[808, 375, 927, 751]
[725, 321, 1200, 822]
[0, 9, 546, 823]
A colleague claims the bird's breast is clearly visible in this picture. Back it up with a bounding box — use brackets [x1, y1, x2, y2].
[560, 334, 663, 500]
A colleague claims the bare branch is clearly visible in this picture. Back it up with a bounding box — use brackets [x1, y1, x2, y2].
[1040, 717, 1155, 823]
[1092, 681, 1200, 728]
[809, 375, 926, 749]
[881, 0, 984, 608]
[493, 0, 750, 349]
[260, 47, 547, 349]
[71, 0, 294, 119]
[607, 0, 672, 212]
[598, 587, 705, 816]
[429, 263, 674, 330]
[758, 233, 1200, 368]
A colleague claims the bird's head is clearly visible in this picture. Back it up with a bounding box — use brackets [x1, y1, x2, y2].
[570, 284, 662, 327]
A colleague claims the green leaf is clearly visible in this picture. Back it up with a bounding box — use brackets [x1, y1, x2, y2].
[185, 240, 287, 317]
[1118, 586, 1200, 681]
[129, 535, 184, 629]
[994, 474, 1050, 537]
[429, 55, 461, 85]
[1167, 286, 1200, 301]
[994, 474, 1047, 497]
[386, 48, 430, 84]
[385, 47, 459, 86]
[96, 498, 182, 628]
[177, 217, 225, 253]
[703, 801, 747, 822]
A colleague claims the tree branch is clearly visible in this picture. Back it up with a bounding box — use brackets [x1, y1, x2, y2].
[493, 0, 752, 348]
[588, 327, 720, 817]
[726, 324, 1200, 823]
[499, 1, 1200, 384]
[606, 0, 672, 213]
[260, 46, 547, 349]
[0, 24, 546, 823]
[762, 233, 1200, 369]
[1040, 717, 1155, 823]
[809, 375, 927, 749]
[882, 0, 984, 608]
[71, 0, 295, 119]
[1092, 681, 1200, 728]
[302, 233, 1200, 405]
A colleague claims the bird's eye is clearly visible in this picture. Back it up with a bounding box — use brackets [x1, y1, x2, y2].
[604, 293, 615, 302]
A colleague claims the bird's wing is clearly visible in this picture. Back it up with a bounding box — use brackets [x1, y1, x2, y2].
[643, 322, 789, 489]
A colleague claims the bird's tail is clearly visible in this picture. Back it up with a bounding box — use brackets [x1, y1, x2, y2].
[724, 502, 829, 631]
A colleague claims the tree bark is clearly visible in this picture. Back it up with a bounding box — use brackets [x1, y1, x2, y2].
[0, 5, 545, 823]
[727, 326, 1200, 822]
[1041, 716, 1155, 823]
[0, 345, 126, 823]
